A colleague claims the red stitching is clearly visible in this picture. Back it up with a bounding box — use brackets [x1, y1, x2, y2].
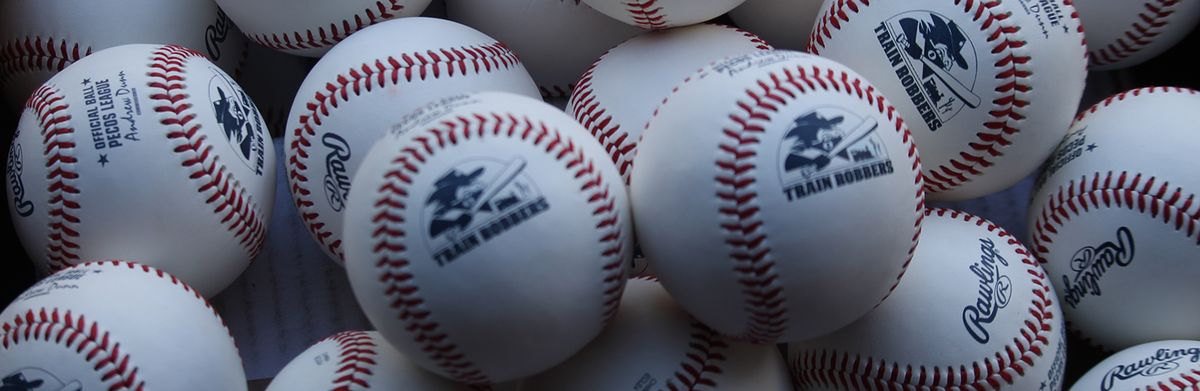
[1132, 369, 1200, 391]
[667, 321, 728, 390]
[1073, 86, 1198, 123]
[327, 331, 378, 391]
[27, 85, 83, 272]
[705, 63, 924, 342]
[810, 0, 1034, 194]
[368, 112, 626, 384]
[286, 42, 522, 261]
[148, 45, 268, 261]
[569, 24, 771, 183]
[792, 208, 1056, 390]
[624, 0, 668, 30]
[1089, 0, 1181, 68]
[249, 0, 408, 52]
[539, 84, 574, 100]
[0, 36, 92, 88]
[1031, 171, 1200, 262]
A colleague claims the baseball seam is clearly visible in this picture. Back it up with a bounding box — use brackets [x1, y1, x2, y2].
[792, 208, 1056, 390]
[368, 112, 626, 384]
[809, 0, 1037, 195]
[248, 0, 407, 53]
[1132, 368, 1200, 391]
[568, 24, 772, 183]
[0, 36, 91, 88]
[286, 42, 522, 262]
[1088, 0, 1181, 68]
[699, 63, 923, 342]
[329, 331, 378, 390]
[1073, 86, 1197, 123]
[148, 44, 268, 261]
[28, 85, 83, 272]
[623, 0, 668, 30]
[668, 321, 730, 389]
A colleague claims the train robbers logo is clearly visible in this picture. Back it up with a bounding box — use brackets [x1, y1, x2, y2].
[779, 107, 894, 202]
[423, 158, 549, 266]
[208, 70, 266, 176]
[1, 368, 81, 391]
[875, 11, 980, 131]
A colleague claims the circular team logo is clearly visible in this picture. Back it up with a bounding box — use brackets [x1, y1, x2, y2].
[2, 368, 82, 391]
[875, 11, 980, 131]
[421, 158, 550, 267]
[777, 106, 894, 202]
[207, 70, 267, 176]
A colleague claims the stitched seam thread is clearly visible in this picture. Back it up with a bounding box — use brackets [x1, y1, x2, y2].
[623, 0, 668, 30]
[0, 36, 92, 87]
[329, 331, 378, 391]
[666, 321, 729, 390]
[29, 85, 83, 272]
[1089, 0, 1180, 67]
[249, 0, 406, 52]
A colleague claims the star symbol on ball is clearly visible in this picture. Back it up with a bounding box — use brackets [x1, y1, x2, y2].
[81, 78, 91, 85]
[98, 154, 109, 167]
[1086, 143, 1098, 152]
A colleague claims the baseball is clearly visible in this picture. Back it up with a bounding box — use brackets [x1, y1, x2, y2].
[343, 91, 632, 384]
[728, 0, 826, 50]
[215, 0, 432, 57]
[789, 208, 1067, 391]
[1075, 0, 1200, 70]
[571, 23, 771, 181]
[810, 0, 1088, 201]
[0, 261, 246, 390]
[1028, 87, 1200, 351]
[267, 331, 473, 390]
[521, 278, 793, 391]
[0, 0, 246, 111]
[447, 0, 641, 100]
[630, 50, 925, 343]
[1070, 340, 1200, 391]
[283, 17, 538, 264]
[5, 44, 275, 297]
[581, 0, 746, 29]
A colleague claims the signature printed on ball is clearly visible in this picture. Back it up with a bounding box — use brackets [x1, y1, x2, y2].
[322, 133, 352, 212]
[778, 107, 895, 202]
[1100, 347, 1200, 391]
[875, 11, 980, 131]
[6, 140, 34, 218]
[962, 237, 1012, 344]
[83, 72, 142, 157]
[1061, 227, 1135, 309]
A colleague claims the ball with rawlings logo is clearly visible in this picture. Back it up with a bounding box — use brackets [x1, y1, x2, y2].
[520, 278, 792, 391]
[343, 91, 632, 384]
[0, 261, 247, 391]
[215, 0, 432, 57]
[1070, 340, 1200, 391]
[5, 44, 275, 297]
[789, 208, 1067, 391]
[581, 0, 746, 29]
[809, 0, 1088, 201]
[1027, 87, 1200, 351]
[1075, 0, 1200, 70]
[283, 17, 538, 265]
[267, 331, 474, 391]
[0, 0, 246, 111]
[630, 50, 925, 343]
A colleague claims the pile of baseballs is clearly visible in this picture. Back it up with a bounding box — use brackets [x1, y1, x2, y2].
[2, 0, 1198, 390]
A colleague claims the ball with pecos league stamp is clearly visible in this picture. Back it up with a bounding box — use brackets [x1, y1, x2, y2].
[5, 43, 275, 297]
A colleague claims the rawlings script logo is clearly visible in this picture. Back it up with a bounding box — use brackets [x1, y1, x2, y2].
[1100, 347, 1200, 391]
[322, 133, 352, 212]
[6, 142, 33, 217]
[1061, 227, 1135, 309]
[962, 237, 1012, 344]
[205, 9, 233, 60]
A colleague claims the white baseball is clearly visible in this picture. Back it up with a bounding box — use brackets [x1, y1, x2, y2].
[1076, 0, 1200, 70]
[1070, 340, 1200, 391]
[447, 0, 641, 100]
[5, 44, 275, 297]
[215, 0, 432, 57]
[0, 261, 246, 390]
[521, 278, 792, 391]
[570, 23, 771, 181]
[581, 0, 746, 29]
[0, 0, 246, 111]
[810, 0, 1088, 201]
[1028, 87, 1200, 351]
[267, 331, 473, 390]
[283, 17, 538, 265]
[343, 91, 632, 384]
[631, 50, 925, 343]
[728, 0, 826, 50]
[790, 208, 1067, 391]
